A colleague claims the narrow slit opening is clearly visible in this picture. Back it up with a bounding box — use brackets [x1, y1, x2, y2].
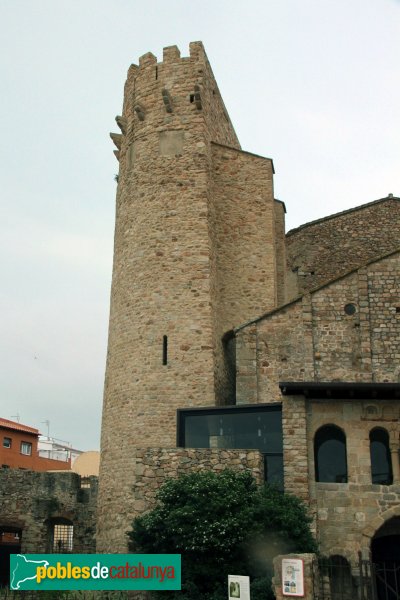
[162, 335, 168, 365]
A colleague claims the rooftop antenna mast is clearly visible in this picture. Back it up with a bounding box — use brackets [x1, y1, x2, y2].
[11, 412, 20, 423]
[41, 420, 50, 437]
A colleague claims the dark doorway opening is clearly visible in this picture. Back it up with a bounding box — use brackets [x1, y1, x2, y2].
[371, 517, 400, 600]
[0, 526, 22, 588]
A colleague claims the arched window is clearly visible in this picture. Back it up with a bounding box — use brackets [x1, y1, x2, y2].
[314, 425, 347, 483]
[370, 428, 392, 485]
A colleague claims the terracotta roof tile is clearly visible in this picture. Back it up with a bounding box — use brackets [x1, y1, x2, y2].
[0, 418, 39, 435]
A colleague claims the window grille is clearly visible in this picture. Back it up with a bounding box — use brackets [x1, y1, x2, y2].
[52, 524, 73, 553]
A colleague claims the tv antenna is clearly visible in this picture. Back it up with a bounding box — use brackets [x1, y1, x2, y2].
[41, 420, 50, 437]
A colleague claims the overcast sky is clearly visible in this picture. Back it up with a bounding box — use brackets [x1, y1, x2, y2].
[1, 0, 399, 451]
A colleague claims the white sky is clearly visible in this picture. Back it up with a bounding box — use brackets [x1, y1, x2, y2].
[1, 0, 399, 450]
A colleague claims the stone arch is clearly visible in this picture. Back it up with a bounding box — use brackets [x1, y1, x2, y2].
[360, 505, 400, 557]
[310, 418, 347, 439]
[320, 547, 355, 566]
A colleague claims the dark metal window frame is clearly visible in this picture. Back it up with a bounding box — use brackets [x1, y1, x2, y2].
[177, 403, 283, 487]
[177, 402, 282, 446]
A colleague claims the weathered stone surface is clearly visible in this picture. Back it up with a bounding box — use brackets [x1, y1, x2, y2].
[286, 196, 400, 296]
[97, 41, 400, 568]
[98, 42, 281, 552]
[236, 250, 400, 560]
[0, 470, 97, 553]
[130, 448, 264, 520]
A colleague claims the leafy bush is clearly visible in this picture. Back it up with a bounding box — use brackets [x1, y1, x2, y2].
[128, 470, 316, 600]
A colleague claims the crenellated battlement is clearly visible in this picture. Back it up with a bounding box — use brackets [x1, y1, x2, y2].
[162, 45, 180, 62]
[135, 41, 206, 69]
[111, 41, 240, 164]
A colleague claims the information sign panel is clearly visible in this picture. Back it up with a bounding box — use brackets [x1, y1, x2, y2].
[282, 558, 304, 597]
[228, 574, 250, 600]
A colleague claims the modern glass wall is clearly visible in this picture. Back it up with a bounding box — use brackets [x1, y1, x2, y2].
[177, 404, 283, 488]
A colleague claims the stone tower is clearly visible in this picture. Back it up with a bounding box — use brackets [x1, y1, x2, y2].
[97, 42, 284, 552]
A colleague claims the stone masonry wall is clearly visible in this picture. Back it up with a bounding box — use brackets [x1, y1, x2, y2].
[211, 144, 277, 403]
[308, 399, 400, 561]
[286, 196, 400, 297]
[274, 200, 287, 306]
[235, 250, 400, 550]
[212, 144, 276, 333]
[282, 396, 310, 507]
[124, 448, 264, 548]
[0, 470, 97, 553]
[368, 255, 400, 381]
[236, 250, 400, 399]
[235, 298, 313, 405]
[98, 42, 279, 552]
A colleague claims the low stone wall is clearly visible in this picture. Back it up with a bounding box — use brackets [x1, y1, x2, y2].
[132, 447, 264, 515]
[0, 469, 97, 553]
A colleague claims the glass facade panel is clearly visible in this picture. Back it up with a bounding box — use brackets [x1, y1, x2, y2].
[178, 404, 283, 488]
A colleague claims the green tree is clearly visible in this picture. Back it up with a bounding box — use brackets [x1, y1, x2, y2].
[128, 470, 317, 600]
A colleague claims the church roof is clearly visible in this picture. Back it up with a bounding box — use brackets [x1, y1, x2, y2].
[286, 194, 399, 237]
[234, 246, 400, 333]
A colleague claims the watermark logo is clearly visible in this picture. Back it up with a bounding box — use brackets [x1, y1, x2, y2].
[10, 554, 181, 591]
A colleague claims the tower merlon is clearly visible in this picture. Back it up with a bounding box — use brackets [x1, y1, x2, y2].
[189, 41, 206, 60]
[162, 45, 181, 62]
[138, 51, 157, 67]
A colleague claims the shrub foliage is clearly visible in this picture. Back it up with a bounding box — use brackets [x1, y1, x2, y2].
[128, 470, 316, 600]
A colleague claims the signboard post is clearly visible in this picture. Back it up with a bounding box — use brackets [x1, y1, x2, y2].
[282, 558, 304, 597]
[228, 574, 250, 600]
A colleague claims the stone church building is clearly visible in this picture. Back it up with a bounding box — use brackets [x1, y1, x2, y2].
[97, 39, 400, 577]
[2, 41, 398, 593]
